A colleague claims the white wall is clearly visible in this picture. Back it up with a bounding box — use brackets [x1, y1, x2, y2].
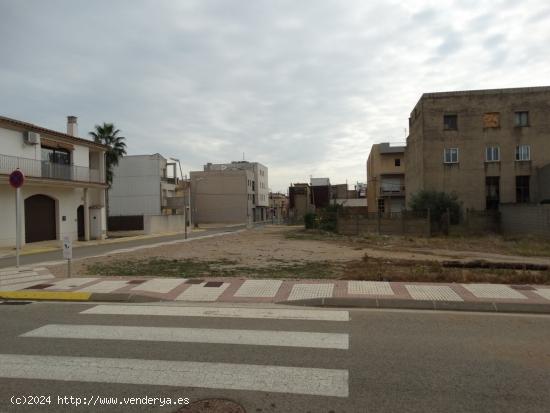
[109, 155, 163, 216]
[0, 127, 40, 160]
[72, 145, 89, 167]
[255, 163, 269, 207]
[145, 214, 186, 234]
[0, 185, 78, 247]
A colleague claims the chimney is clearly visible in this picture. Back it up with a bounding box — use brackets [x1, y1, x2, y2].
[67, 116, 78, 137]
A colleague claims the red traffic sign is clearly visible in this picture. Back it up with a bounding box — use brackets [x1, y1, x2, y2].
[9, 169, 25, 189]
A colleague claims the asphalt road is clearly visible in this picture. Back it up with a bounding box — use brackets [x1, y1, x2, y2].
[0, 302, 549, 413]
[0, 225, 247, 269]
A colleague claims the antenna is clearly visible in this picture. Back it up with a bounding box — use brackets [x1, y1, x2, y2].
[242, 152, 245, 161]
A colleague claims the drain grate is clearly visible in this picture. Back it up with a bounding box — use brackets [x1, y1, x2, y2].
[127, 280, 146, 284]
[204, 281, 223, 288]
[24, 284, 53, 290]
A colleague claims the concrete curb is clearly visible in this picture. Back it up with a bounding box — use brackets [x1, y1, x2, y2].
[279, 297, 550, 314]
[0, 291, 164, 303]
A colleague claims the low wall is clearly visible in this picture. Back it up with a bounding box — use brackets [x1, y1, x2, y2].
[500, 204, 550, 238]
[144, 214, 187, 234]
[337, 213, 429, 236]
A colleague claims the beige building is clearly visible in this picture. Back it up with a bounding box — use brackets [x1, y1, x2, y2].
[190, 168, 255, 224]
[202, 161, 269, 221]
[367, 143, 406, 214]
[406, 86, 550, 210]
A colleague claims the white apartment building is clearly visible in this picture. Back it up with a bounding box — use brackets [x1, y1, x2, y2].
[108, 154, 187, 234]
[0, 115, 107, 247]
[109, 154, 182, 216]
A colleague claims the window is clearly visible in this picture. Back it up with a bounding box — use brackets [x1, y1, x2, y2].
[443, 114, 458, 130]
[444, 148, 459, 163]
[515, 145, 530, 161]
[485, 146, 500, 162]
[483, 112, 500, 128]
[514, 111, 529, 127]
[395, 158, 401, 167]
[377, 198, 385, 213]
[516, 176, 530, 203]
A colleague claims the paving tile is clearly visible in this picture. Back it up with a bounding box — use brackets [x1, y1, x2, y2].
[78, 281, 129, 293]
[131, 279, 185, 294]
[462, 284, 527, 299]
[534, 288, 550, 301]
[234, 280, 283, 298]
[287, 284, 334, 301]
[175, 282, 230, 301]
[348, 281, 394, 296]
[406, 285, 463, 301]
[46, 278, 100, 290]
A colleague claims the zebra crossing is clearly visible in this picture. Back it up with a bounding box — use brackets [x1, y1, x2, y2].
[0, 304, 351, 398]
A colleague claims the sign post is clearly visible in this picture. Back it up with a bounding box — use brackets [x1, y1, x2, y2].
[9, 170, 25, 268]
[63, 236, 73, 278]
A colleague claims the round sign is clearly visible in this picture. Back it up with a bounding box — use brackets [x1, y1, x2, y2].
[9, 169, 25, 189]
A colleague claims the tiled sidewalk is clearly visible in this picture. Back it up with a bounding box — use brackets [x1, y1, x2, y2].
[2, 266, 550, 306]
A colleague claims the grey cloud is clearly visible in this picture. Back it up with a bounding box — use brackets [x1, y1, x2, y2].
[1, 0, 549, 192]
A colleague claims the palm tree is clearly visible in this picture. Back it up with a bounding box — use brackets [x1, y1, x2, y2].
[89, 123, 127, 186]
[89, 123, 127, 217]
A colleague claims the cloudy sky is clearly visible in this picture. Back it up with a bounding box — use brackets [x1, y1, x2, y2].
[1, 0, 549, 192]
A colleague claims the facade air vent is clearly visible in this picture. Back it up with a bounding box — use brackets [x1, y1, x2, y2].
[23, 131, 41, 145]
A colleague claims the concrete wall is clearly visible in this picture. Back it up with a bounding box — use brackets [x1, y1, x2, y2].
[145, 214, 187, 234]
[406, 87, 550, 210]
[191, 169, 253, 224]
[109, 155, 163, 216]
[500, 204, 550, 238]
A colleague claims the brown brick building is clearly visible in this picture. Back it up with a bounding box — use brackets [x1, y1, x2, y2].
[405, 86, 550, 211]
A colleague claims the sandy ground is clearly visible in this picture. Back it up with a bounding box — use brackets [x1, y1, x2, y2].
[47, 226, 365, 277]
[46, 226, 550, 279]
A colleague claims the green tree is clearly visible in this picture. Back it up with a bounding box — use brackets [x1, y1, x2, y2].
[409, 190, 462, 224]
[89, 123, 127, 186]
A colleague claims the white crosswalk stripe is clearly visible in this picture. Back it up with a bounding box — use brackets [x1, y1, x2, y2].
[1, 304, 350, 399]
[82, 304, 350, 321]
[0, 354, 348, 397]
[22, 324, 349, 349]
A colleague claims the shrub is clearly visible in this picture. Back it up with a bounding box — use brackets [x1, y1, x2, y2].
[304, 212, 317, 229]
[409, 190, 462, 224]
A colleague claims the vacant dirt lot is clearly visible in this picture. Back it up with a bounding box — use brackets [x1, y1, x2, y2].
[47, 226, 550, 283]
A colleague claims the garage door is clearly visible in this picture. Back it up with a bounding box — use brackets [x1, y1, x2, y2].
[25, 194, 56, 243]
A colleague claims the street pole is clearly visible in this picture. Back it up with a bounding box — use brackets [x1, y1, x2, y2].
[15, 187, 21, 268]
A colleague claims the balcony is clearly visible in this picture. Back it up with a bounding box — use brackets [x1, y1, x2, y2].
[0, 153, 105, 184]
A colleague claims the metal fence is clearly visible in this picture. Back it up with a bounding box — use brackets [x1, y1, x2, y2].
[107, 215, 144, 231]
[0, 153, 103, 184]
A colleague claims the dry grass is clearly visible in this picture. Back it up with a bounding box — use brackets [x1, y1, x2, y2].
[341, 254, 550, 285]
[286, 229, 550, 258]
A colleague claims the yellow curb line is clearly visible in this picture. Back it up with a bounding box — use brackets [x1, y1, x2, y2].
[0, 291, 91, 301]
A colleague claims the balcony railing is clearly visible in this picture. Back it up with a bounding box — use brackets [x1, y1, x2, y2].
[0, 153, 104, 184]
[379, 186, 405, 196]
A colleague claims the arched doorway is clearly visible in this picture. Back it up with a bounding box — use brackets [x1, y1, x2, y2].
[77, 205, 85, 240]
[25, 194, 56, 243]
